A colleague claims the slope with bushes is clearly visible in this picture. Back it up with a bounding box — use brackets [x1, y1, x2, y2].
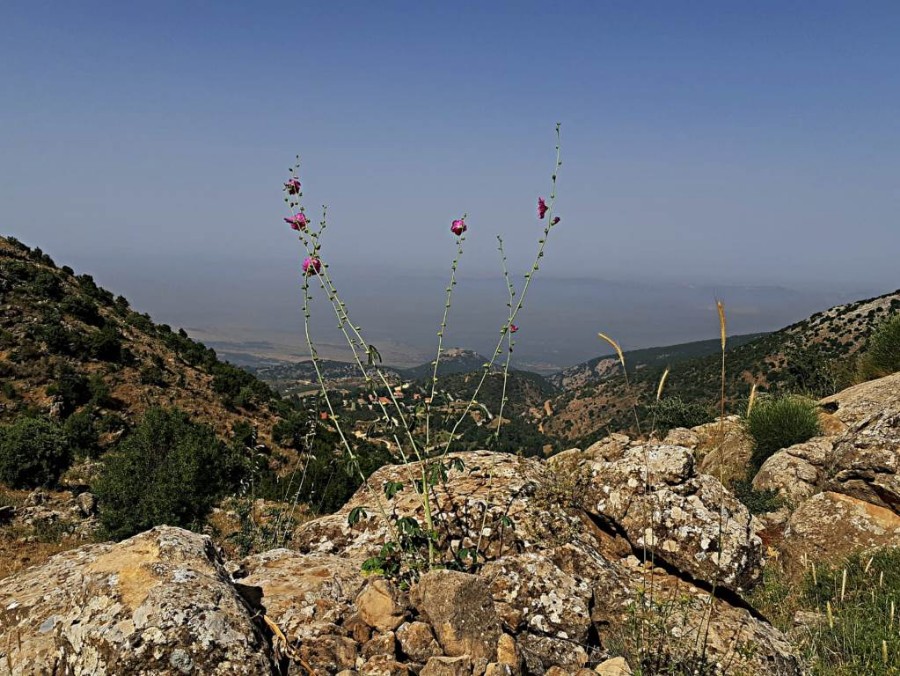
[543, 289, 900, 444]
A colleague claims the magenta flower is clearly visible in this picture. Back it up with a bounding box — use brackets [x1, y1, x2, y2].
[302, 256, 322, 276]
[450, 218, 467, 236]
[537, 197, 548, 220]
[551, 216, 560, 225]
[285, 213, 308, 231]
[284, 178, 302, 195]
[510, 324, 519, 333]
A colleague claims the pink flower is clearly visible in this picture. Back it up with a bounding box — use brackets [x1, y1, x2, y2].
[450, 218, 467, 236]
[551, 216, 560, 225]
[510, 324, 519, 333]
[537, 197, 548, 220]
[284, 178, 302, 195]
[285, 213, 308, 231]
[302, 256, 322, 276]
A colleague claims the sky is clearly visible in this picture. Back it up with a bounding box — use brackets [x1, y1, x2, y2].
[1, 2, 898, 367]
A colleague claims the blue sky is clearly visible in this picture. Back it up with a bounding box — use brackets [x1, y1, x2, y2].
[1, 2, 898, 363]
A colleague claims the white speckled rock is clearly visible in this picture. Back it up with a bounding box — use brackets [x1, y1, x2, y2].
[0, 526, 274, 675]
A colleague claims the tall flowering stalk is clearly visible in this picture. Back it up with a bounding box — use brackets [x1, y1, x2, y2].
[282, 127, 564, 576]
[438, 123, 563, 459]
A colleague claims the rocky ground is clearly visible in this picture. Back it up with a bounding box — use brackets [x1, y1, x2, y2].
[1, 373, 898, 675]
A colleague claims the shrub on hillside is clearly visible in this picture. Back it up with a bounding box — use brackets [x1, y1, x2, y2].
[93, 407, 246, 540]
[652, 396, 714, 434]
[857, 313, 900, 381]
[63, 409, 100, 458]
[746, 395, 821, 472]
[0, 417, 71, 488]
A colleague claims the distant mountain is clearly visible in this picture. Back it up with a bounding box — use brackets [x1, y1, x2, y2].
[398, 348, 492, 381]
[542, 289, 900, 444]
[548, 333, 767, 390]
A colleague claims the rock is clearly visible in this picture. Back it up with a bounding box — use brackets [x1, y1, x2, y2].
[516, 633, 588, 673]
[826, 407, 900, 513]
[495, 633, 519, 667]
[396, 621, 441, 662]
[661, 427, 699, 449]
[484, 664, 514, 676]
[74, 491, 97, 517]
[420, 655, 473, 676]
[586, 444, 763, 591]
[753, 439, 833, 505]
[411, 569, 501, 673]
[239, 548, 364, 647]
[0, 526, 274, 675]
[781, 491, 900, 575]
[359, 655, 413, 676]
[363, 631, 397, 659]
[692, 417, 754, 486]
[24, 488, 47, 506]
[299, 634, 358, 672]
[481, 552, 592, 643]
[357, 578, 409, 632]
[544, 667, 572, 676]
[583, 433, 631, 462]
[820, 372, 900, 428]
[594, 656, 632, 675]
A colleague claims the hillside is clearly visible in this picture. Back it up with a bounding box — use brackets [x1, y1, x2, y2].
[542, 289, 900, 443]
[0, 236, 285, 452]
[548, 332, 767, 390]
[397, 348, 492, 381]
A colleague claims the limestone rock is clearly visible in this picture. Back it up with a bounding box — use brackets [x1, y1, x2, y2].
[420, 655, 474, 676]
[481, 552, 592, 644]
[781, 491, 900, 574]
[692, 416, 754, 486]
[396, 621, 441, 662]
[357, 578, 409, 632]
[411, 569, 501, 673]
[753, 439, 833, 505]
[826, 407, 900, 513]
[0, 526, 273, 675]
[586, 443, 763, 591]
[239, 548, 364, 645]
[594, 656, 632, 675]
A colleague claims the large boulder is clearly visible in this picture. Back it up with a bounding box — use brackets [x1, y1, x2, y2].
[753, 438, 833, 506]
[780, 491, 900, 575]
[585, 443, 763, 592]
[0, 526, 274, 675]
[410, 570, 501, 673]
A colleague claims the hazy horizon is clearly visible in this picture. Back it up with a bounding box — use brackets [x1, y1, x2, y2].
[2, 2, 898, 369]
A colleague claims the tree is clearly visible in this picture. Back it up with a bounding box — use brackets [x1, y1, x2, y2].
[93, 407, 246, 540]
[0, 417, 71, 488]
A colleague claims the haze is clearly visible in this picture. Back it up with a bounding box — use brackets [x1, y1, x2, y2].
[2, 2, 898, 370]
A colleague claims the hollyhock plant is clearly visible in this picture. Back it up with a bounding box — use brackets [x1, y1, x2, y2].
[284, 178, 302, 195]
[285, 213, 308, 231]
[302, 256, 321, 276]
[450, 218, 467, 236]
[551, 216, 560, 225]
[510, 324, 519, 333]
[538, 197, 548, 219]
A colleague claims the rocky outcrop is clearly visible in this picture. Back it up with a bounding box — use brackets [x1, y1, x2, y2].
[584, 443, 763, 592]
[0, 526, 274, 675]
[0, 448, 802, 675]
[780, 491, 900, 576]
[753, 439, 832, 505]
[667, 416, 754, 486]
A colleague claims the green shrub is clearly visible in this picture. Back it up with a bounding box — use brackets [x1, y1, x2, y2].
[0, 417, 71, 488]
[93, 407, 246, 540]
[63, 409, 100, 458]
[858, 314, 900, 381]
[746, 395, 821, 472]
[46, 366, 90, 417]
[652, 396, 714, 434]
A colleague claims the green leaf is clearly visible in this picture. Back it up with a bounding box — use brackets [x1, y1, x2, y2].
[348, 506, 368, 526]
[384, 480, 404, 499]
[449, 458, 466, 473]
